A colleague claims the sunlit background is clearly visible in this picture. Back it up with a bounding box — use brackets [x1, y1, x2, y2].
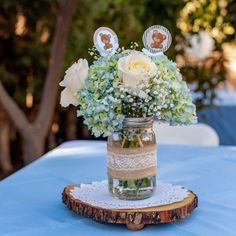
[0, 0, 236, 178]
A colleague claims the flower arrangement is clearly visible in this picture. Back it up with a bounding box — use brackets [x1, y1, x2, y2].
[60, 26, 197, 137]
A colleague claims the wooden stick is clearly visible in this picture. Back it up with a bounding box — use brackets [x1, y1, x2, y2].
[136, 134, 144, 147]
[121, 135, 127, 148]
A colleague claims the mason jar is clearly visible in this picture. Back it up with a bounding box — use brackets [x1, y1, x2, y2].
[107, 117, 157, 200]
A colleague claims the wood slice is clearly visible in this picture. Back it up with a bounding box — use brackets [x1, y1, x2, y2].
[62, 184, 198, 231]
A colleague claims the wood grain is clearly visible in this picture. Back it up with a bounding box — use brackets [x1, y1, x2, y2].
[62, 184, 198, 230]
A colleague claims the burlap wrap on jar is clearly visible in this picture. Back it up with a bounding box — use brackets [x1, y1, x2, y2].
[107, 144, 157, 180]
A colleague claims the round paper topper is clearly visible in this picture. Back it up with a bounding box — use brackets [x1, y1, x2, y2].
[142, 25, 172, 54]
[93, 27, 119, 57]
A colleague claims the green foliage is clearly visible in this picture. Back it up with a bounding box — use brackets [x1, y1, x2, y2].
[177, 0, 235, 43]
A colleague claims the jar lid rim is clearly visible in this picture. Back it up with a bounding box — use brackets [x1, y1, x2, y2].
[123, 117, 154, 127]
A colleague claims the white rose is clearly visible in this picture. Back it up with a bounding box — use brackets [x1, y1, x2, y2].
[118, 53, 157, 88]
[60, 59, 89, 107]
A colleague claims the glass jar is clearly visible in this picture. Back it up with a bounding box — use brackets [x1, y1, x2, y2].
[107, 117, 157, 200]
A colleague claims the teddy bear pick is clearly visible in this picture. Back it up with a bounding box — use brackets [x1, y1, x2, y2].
[142, 25, 172, 57]
[93, 27, 119, 57]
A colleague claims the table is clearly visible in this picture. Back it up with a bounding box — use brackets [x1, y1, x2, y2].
[0, 140, 236, 236]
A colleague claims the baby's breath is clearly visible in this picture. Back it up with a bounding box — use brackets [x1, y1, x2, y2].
[77, 45, 197, 137]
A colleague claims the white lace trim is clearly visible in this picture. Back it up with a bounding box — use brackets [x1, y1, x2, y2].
[70, 180, 189, 209]
[107, 150, 157, 171]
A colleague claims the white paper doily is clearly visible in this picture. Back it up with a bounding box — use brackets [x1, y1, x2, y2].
[70, 180, 189, 209]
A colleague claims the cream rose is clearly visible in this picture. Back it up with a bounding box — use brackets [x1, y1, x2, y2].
[60, 59, 89, 107]
[118, 53, 157, 88]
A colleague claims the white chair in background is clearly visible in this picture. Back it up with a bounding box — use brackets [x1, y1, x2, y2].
[153, 122, 219, 146]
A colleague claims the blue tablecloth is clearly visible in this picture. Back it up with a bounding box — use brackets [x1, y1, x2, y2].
[0, 141, 236, 236]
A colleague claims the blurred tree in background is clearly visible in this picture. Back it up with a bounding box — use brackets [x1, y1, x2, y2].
[176, 0, 235, 109]
[0, 0, 77, 175]
[0, 0, 235, 177]
[0, 0, 57, 174]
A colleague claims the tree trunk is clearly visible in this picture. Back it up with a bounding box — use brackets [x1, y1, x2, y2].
[0, 0, 77, 164]
[0, 116, 13, 174]
[66, 107, 77, 140]
[22, 135, 45, 164]
[0, 105, 13, 174]
[35, 0, 78, 139]
[48, 130, 57, 150]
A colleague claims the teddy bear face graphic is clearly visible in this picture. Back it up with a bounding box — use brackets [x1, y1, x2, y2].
[99, 33, 113, 50]
[151, 30, 166, 49]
